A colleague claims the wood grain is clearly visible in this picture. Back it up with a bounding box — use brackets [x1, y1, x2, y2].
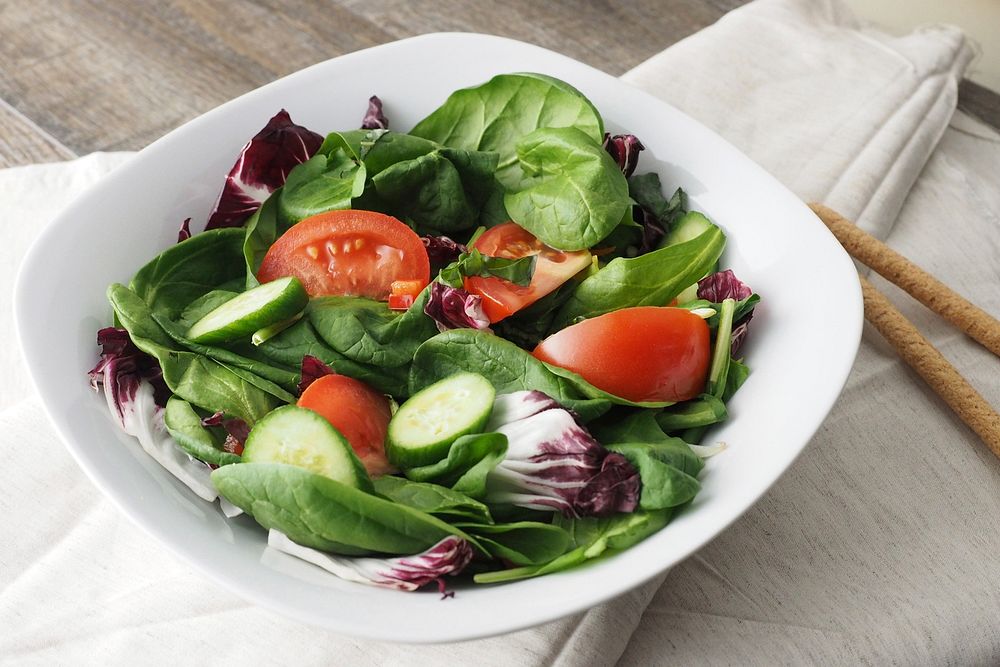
[0, 98, 75, 168]
[0, 0, 996, 165]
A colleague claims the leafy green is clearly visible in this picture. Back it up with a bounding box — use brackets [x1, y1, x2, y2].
[403, 432, 508, 499]
[372, 475, 493, 524]
[724, 357, 751, 402]
[109, 284, 281, 423]
[553, 226, 726, 328]
[411, 72, 604, 186]
[628, 174, 687, 236]
[607, 443, 700, 510]
[130, 228, 247, 315]
[307, 289, 437, 368]
[589, 410, 703, 509]
[253, 318, 411, 397]
[276, 149, 366, 228]
[457, 521, 571, 566]
[163, 397, 241, 467]
[361, 131, 499, 233]
[590, 411, 704, 477]
[437, 249, 537, 288]
[656, 395, 728, 432]
[504, 127, 630, 251]
[474, 509, 673, 583]
[212, 462, 479, 556]
[241, 191, 281, 289]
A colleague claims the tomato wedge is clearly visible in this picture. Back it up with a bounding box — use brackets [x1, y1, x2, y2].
[298, 374, 395, 477]
[257, 210, 429, 300]
[387, 279, 425, 311]
[464, 222, 592, 322]
[532, 307, 710, 403]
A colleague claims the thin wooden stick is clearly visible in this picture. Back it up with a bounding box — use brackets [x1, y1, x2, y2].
[859, 276, 1000, 458]
[809, 202, 1000, 358]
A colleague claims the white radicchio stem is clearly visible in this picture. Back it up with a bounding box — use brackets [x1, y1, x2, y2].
[268, 531, 473, 592]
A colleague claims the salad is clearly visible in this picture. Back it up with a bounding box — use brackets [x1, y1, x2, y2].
[89, 73, 759, 592]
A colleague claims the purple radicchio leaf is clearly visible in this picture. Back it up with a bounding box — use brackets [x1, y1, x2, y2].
[573, 452, 641, 516]
[205, 109, 323, 230]
[177, 218, 192, 243]
[268, 531, 473, 593]
[88, 327, 168, 428]
[361, 95, 389, 130]
[602, 133, 645, 177]
[697, 269, 753, 302]
[421, 235, 467, 275]
[297, 355, 335, 395]
[729, 313, 753, 356]
[487, 401, 640, 517]
[89, 328, 217, 501]
[424, 282, 490, 333]
[697, 269, 756, 355]
[200, 411, 250, 456]
[486, 390, 563, 430]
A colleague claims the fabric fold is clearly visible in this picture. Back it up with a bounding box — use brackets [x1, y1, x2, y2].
[622, 0, 973, 238]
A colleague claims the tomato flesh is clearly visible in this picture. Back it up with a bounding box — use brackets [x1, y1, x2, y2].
[464, 222, 591, 322]
[297, 374, 395, 477]
[532, 307, 710, 403]
[387, 279, 425, 311]
[257, 210, 429, 300]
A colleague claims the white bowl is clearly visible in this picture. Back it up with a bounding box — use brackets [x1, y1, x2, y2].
[14, 33, 862, 643]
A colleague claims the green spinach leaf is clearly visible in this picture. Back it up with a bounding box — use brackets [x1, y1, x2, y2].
[130, 228, 247, 315]
[438, 249, 536, 288]
[403, 432, 508, 499]
[241, 191, 280, 289]
[411, 72, 604, 186]
[656, 395, 728, 432]
[308, 288, 437, 369]
[253, 318, 411, 397]
[474, 509, 673, 583]
[504, 127, 630, 251]
[456, 521, 571, 566]
[372, 475, 493, 524]
[553, 226, 726, 328]
[212, 462, 479, 556]
[590, 410, 704, 477]
[362, 131, 499, 233]
[277, 150, 366, 228]
[628, 174, 687, 236]
[163, 397, 241, 467]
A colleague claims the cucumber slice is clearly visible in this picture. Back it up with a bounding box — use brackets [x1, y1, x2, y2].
[386, 373, 495, 469]
[242, 405, 370, 490]
[665, 212, 720, 302]
[664, 211, 716, 247]
[187, 276, 308, 345]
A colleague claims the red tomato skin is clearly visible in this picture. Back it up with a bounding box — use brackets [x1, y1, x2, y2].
[532, 307, 711, 403]
[464, 223, 591, 322]
[297, 374, 396, 477]
[257, 210, 429, 300]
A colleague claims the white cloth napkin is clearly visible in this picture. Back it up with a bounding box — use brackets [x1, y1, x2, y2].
[2, 0, 998, 663]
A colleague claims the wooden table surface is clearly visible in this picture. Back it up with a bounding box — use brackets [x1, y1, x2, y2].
[1, 0, 997, 169]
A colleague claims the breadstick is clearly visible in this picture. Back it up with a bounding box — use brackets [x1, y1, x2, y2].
[809, 203, 1000, 358]
[860, 275, 1000, 458]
